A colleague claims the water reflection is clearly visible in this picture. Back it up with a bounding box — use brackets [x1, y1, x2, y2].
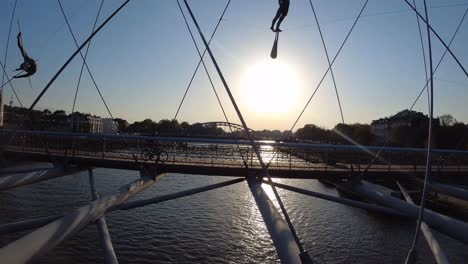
[259, 145, 275, 164]
[1, 164, 467, 263]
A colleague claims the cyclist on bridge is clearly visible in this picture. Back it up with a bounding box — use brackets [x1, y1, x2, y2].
[271, 0, 290, 32]
[14, 32, 37, 79]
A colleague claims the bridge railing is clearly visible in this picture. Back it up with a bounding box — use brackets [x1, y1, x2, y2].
[2, 129, 468, 172]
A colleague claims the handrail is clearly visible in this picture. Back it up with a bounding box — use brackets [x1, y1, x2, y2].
[2, 129, 468, 155]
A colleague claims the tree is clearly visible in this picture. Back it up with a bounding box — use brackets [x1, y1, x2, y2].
[439, 114, 457, 126]
[295, 124, 328, 142]
[330, 123, 375, 145]
[127, 119, 157, 134]
[180, 121, 190, 136]
[114, 118, 129, 132]
[157, 119, 181, 136]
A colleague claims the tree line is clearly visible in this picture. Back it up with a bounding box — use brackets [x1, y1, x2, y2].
[295, 114, 468, 150]
[3, 105, 467, 149]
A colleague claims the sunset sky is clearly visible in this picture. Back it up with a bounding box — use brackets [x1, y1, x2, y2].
[1, 0, 467, 130]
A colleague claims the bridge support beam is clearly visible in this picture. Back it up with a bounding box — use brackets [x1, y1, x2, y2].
[0, 173, 162, 263]
[0, 166, 85, 191]
[247, 177, 302, 264]
[396, 181, 449, 264]
[88, 169, 119, 264]
[0, 215, 61, 234]
[0, 167, 52, 175]
[0, 178, 245, 234]
[348, 180, 468, 243]
[263, 180, 408, 217]
[416, 180, 468, 201]
[118, 177, 244, 210]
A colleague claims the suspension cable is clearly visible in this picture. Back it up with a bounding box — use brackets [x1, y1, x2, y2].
[65, 0, 105, 166]
[70, 0, 105, 117]
[0, 0, 22, 108]
[360, 8, 468, 178]
[181, 0, 308, 256]
[57, 0, 141, 165]
[175, 0, 231, 123]
[409, 7, 468, 110]
[308, 0, 345, 124]
[173, 1, 231, 121]
[32, 1, 90, 59]
[0, 60, 23, 107]
[288, 0, 368, 137]
[412, 0, 430, 111]
[1, 0, 19, 94]
[406, 1, 435, 262]
[285, 3, 468, 32]
[403, 0, 468, 79]
[57, 0, 114, 125]
[3, 11, 55, 158]
[176, 0, 249, 168]
[1, 0, 131, 152]
[265, 0, 369, 170]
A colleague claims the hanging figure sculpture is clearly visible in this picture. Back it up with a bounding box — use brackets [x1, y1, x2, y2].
[14, 32, 37, 79]
[271, 0, 290, 32]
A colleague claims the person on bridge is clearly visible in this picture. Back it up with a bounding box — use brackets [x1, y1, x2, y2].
[271, 0, 290, 32]
[14, 32, 37, 79]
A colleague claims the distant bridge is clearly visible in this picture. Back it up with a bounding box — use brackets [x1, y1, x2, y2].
[197, 121, 255, 133]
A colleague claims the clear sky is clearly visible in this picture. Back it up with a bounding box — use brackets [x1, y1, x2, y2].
[1, 0, 468, 130]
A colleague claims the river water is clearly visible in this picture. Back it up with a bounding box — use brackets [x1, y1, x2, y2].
[0, 162, 467, 263]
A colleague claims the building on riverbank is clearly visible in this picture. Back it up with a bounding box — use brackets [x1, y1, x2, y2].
[70, 112, 103, 134]
[370, 109, 439, 139]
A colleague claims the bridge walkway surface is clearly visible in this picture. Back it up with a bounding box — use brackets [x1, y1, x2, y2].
[3, 130, 468, 179]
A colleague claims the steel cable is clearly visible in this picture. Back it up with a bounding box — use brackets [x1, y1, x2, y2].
[406, 0, 435, 262]
[173, 0, 231, 121]
[181, 0, 312, 258]
[0, 0, 132, 156]
[361, 7, 468, 178]
[308, 0, 345, 124]
[265, 0, 370, 170]
[176, 0, 249, 168]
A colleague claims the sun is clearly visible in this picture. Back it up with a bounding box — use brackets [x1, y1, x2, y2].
[241, 60, 300, 115]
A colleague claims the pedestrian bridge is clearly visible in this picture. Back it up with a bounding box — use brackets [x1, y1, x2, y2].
[3, 129, 468, 180]
[2, 129, 468, 264]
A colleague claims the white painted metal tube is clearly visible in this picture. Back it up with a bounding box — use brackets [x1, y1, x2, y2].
[96, 216, 118, 264]
[118, 177, 244, 210]
[247, 177, 302, 264]
[0, 178, 244, 234]
[0, 167, 51, 174]
[0, 167, 85, 191]
[396, 181, 449, 264]
[88, 169, 118, 264]
[264, 180, 408, 217]
[350, 180, 468, 243]
[425, 181, 468, 201]
[0, 215, 61, 234]
[0, 175, 159, 263]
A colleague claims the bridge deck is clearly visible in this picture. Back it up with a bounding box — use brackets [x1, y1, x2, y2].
[3, 130, 468, 179]
[6, 148, 468, 179]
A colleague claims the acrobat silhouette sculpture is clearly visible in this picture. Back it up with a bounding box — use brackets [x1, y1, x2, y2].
[271, 0, 290, 32]
[14, 32, 37, 79]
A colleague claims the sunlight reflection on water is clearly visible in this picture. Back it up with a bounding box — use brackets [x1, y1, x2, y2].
[0, 163, 467, 263]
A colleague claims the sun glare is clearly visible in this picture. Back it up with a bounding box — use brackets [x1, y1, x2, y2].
[241, 60, 300, 115]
